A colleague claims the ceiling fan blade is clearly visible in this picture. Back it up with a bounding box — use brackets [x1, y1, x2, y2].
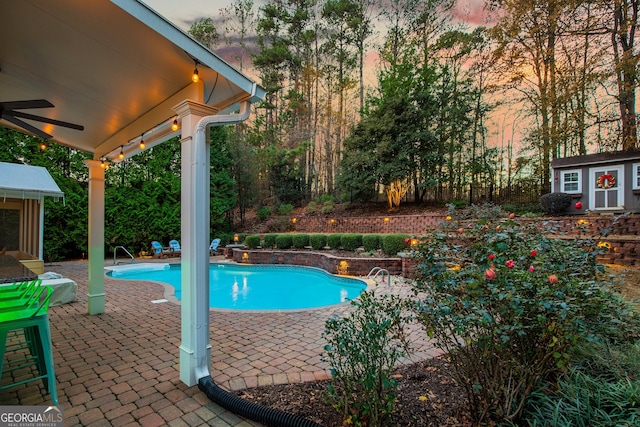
[1, 112, 53, 139]
[0, 99, 54, 111]
[10, 110, 84, 131]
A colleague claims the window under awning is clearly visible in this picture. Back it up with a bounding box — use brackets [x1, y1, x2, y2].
[0, 162, 64, 202]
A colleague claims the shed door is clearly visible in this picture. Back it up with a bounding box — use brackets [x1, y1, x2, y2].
[590, 166, 623, 210]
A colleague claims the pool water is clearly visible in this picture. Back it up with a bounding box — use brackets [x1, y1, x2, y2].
[107, 263, 367, 310]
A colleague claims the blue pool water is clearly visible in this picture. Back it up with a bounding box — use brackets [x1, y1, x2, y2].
[107, 263, 367, 310]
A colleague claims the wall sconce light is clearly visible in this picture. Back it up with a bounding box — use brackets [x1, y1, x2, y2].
[410, 238, 419, 246]
[291, 217, 297, 224]
[383, 217, 390, 223]
[242, 252, 249, 261]
[192, 61, 199, 83]
[171, 119, 179, 132]
[118, 146, 124, 160]
[329, 219, 336, 224]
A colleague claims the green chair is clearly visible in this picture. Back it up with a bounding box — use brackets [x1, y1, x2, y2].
[0, 284, 57, 405]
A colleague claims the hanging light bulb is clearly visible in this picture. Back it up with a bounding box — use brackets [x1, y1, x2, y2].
[118, 146, 124, 160]
[171, 119, 179, 131]
[39, 142, 46, 150]
[192, 61, 199, 83]
[139, 134, 145, 150]
[100, 158, 106, 169]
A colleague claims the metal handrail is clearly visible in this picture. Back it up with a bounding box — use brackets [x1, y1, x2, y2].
[113, 246, 134, 265]
[367, 267, 391, 286]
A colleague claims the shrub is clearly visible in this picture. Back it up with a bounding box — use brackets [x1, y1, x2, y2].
[322, 291, 412, 427]
[292, 234, 309, 249]
[411, 205, 639, 424]
[263, 234, 278, 248]
[263, 217, 290, 233]
[540, 192, 572, 215]
[327, 234, 343, 249]
[363, 235, 381, 252]
[257, 206, 272, 221]
[277, 204, 294, 215]
[244, 235, 261, 249]
[306, 201, 318, 214]
[381, 234, 409, 256]
[320, 200, 335, 214]
[341, 234, 363, 251]
[275, 234, 293, 249]
[310, 234, 327, 250]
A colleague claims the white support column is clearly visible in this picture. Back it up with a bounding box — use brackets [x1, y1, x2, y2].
[84, 160, 106, 315]
[175, 101, 218, 386]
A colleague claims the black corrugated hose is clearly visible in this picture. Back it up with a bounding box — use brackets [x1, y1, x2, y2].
[198, 375, 324, 427]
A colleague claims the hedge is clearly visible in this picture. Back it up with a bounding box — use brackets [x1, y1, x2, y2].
[310, 234, 327, 250]
[292, 234, 310, 249]
[381, 234, 410, 256]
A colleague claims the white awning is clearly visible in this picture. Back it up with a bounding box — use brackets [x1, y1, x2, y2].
[0, 162, 64, 201]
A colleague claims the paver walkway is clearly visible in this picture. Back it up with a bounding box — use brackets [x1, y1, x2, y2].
[0, 257, 439, 426]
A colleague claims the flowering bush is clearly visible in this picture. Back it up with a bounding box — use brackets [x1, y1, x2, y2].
[411, 206, 637, 424]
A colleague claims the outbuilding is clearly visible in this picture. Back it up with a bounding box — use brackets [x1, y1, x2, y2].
[550, 151, 640, 214]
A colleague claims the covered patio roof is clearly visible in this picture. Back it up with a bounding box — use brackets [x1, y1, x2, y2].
[1, 0, 266, 388]
[0, 0, 264, 159]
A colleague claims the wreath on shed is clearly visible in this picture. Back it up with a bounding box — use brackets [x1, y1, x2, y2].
[596, 173, 615, 189]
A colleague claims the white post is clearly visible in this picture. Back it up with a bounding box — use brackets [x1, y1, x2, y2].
[84, 159, 105, 315]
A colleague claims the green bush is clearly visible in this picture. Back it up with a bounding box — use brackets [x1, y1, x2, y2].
[292, 234, 309, 249]
[381, 234, 409, 256]
[306, 201, 318, 214]
[327, 233, 343, 249]
[322, 291, 412, 427]
[540, 192, 572, 215]
[263, 234, 278, 248]
[341, 234, 362, 251]
[277, 204, 294, 215]
[363, 234, 381, 252]
[309, 234, 327, 250]
[320, 200, 335, 214]
[244, 235, 261, 249]
[257, 206, 272, 221]
[275, 234, 293, 249]
[412, 205, 640, 424]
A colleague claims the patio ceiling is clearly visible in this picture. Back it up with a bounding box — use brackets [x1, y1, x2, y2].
[0, 0, 264, 160]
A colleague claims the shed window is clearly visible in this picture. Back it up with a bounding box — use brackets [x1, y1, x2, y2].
[561, 170, 581, 193]
[634, 163, 640, 189]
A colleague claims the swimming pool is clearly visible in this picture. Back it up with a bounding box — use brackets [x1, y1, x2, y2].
[106, 263, 367, 310]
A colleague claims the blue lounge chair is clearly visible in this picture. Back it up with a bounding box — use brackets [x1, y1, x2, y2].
[210, 238, 221, 255]
[169, 239, 181, 257]
[150, 241, 170, 258]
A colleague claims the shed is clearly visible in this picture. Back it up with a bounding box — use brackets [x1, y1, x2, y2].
[0, 161, 64, 273]
[550, 151, 640, 214]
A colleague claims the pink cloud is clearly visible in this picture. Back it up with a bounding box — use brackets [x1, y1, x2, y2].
[452, 0, 492, 26]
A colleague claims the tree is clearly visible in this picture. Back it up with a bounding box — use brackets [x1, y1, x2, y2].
[189, 17, 219, 49]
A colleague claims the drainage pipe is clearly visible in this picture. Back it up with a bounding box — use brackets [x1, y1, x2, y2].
[198, 376, 323, 427]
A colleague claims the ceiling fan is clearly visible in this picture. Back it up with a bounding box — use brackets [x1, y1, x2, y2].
[0, 99, 84, 140]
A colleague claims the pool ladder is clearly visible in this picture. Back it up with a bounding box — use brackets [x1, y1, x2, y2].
[367, 267, 390, 286]
[114, 245, 135, 265]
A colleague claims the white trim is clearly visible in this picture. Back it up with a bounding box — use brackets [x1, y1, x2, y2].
[589, 165, 624, 211]
[560, 169, 581, 194]
[633, 163, 640, 190]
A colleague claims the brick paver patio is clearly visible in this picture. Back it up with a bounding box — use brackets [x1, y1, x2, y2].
[0, 257, 439, 426]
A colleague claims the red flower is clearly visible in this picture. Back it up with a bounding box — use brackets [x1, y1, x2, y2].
[457, 228, 464, 234]
[548, 274, 558, 283]
[405, 238, 410, 244]
[529, 265, 535, 272]
[485, 267, 496, 280]
[504, 259, 515, 269]
[488, 253, 495, 261]
[509, 213, 515, 219]
[530, 250, 537, 257]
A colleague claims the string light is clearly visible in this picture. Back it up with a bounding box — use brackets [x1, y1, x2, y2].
[118, 146, 124, 160]
[39, 142, 46, 150]
[192, 60, 199, 83]
[171, 119, 179, 131]
[139, 134, 145, 150]
[100, 158, 106, 169]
